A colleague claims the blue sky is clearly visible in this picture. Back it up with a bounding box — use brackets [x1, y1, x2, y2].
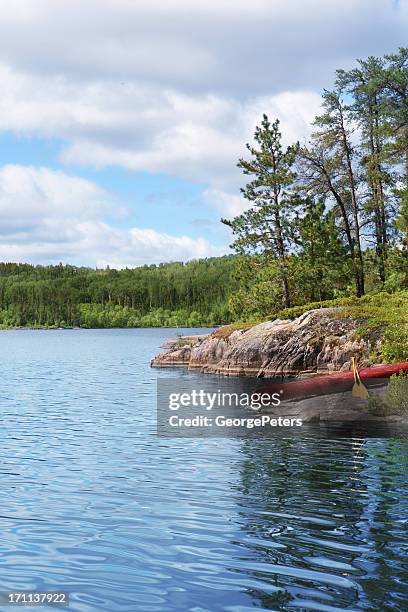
[0, 0, 406, 268]
[0, 131, 224, 242]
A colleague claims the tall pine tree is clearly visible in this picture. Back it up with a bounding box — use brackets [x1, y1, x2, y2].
[222, 116, 298, 308]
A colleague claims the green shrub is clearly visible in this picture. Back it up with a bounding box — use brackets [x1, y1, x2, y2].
[368, 372, 408, 416]
[268, 291, 408, 363]
[368, 393, 391, 416]
[387, 371, 408, 413]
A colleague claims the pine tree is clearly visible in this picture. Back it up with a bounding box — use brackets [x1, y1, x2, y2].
[337, 57, 391, 284]
[383, 48, 408, 186]
[315, 90, 365, 294]
[298, 101, 365, 299]
[222, 116, 299, 308]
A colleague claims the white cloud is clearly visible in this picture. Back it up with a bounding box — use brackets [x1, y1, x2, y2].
[0, 65, 322, 214]
[202, 189, 247, 217]
[0, 165, 224, 266]
[0, 165, 114, 232]
[0, 1, 404, 94]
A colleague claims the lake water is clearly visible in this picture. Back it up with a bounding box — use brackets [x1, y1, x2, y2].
[0, 328, 407, 611]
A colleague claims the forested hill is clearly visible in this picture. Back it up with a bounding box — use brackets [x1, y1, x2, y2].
[0, 257, 237, 328]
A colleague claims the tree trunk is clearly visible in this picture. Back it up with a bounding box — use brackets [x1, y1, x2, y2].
[281, 273, 291, 309]
[339, 106, 365, 295]
[325, 171, 362, 297]
[368, 104, 387, 284]
[375, 105, 388, 272]
[274, 206, 291, 308]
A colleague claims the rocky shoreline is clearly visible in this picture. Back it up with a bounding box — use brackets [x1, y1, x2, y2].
[151, 308, 408, 425]
[151, 308, 373, 377]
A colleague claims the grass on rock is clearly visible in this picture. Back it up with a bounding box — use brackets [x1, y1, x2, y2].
[224, 291, 408, 363]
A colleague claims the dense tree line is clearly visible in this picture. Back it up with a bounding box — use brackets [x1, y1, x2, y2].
[223, 48, 408, 319]
[0, 258, 236, 328]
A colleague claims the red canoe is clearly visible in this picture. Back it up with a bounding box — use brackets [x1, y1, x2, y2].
[258, 361, 408, 401]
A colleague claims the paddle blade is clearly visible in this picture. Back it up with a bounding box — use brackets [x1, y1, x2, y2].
[352, 381, 369, 400]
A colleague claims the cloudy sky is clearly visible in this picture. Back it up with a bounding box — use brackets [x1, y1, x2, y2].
[0, 0, 406, 267]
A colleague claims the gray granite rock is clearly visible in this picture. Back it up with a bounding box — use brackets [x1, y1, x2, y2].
[152, 308, 373, 377]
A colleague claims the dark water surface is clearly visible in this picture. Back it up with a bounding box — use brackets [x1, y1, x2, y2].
[0, 329, 407, 611]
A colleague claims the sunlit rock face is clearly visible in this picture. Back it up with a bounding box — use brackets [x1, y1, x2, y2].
[151, 308, 374, 377]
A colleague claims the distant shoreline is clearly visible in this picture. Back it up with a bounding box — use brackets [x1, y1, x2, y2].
[0, 325, 215, 331]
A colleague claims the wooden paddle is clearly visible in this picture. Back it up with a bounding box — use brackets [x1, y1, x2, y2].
[351, 356, 369, 400]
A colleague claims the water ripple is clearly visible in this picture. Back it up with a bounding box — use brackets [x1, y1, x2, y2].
[0, 329, 407, 611]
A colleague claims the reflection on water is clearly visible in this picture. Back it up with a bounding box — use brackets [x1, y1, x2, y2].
[0, 329, 407, 611]
[237, 438, 408, 611]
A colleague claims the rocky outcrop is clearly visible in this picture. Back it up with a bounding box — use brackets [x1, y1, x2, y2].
[151, 308, 374, 377]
